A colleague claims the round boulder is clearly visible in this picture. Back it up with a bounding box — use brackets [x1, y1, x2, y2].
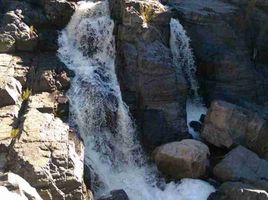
[153, 139, 210, 179]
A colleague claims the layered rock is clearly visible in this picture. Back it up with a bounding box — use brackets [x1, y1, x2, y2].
[202, 100, 268, 155]
[165, 0, 268, 106]
[109, 0, 190, 148]
[153, 139, 210, 179]
[0, 0, 76, 52]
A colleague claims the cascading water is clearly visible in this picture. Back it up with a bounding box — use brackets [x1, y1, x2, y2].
[58, 1, 214, 199]
[170, 18, 207, 139]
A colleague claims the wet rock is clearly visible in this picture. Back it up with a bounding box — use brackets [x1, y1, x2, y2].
[110, 0, 190, 147]
[0, 76, 22, 108]
[98, 189, 129, 200]
[168, 0, 268, 105]
[201, 100, 268, 155]
[153, 139, 210, 179]
[209, 181, 268, 200]
[189, 121, 202, 132]
[213, 146, 268, 182]
[0, 172, 42, 200]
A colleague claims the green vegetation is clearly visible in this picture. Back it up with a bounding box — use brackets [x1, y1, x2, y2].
[21, 88, 32, 101]
[10, 128, 19, 138]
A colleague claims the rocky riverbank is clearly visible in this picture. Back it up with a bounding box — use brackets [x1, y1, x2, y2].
[0, 0, 267, 199]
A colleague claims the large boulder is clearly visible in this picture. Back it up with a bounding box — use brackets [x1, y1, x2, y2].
[201, 100, 268, 155]
[0, 76, 22, 108]
[0, 172, 42, 200]
[153, 139, 210, 179]
[213, 145, 268, 182]
[209, 181, 268, 200]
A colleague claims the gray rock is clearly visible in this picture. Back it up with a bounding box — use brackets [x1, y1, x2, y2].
[0, 76, 22, 108]
[213, 146, 268, 182]
[168, 0, 268, 105]
[153, 139, 210, 179]
[209, 181, 268, 200]
[98, 190, 129, 200]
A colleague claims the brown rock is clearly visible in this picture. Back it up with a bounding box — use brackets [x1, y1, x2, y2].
[153, 139, 210, 179]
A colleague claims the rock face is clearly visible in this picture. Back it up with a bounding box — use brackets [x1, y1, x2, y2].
[0, 0, 75, 52]
[0, 76, 22, 108]
[0, 172, 42, 200]
[166, 0, 268, 106]
[153, 139, 210, 179]
[213, 146, 268, 182]
[109, 0, 190, 149]
[209, 181, 268, 200]
[202, 100, 268, 155]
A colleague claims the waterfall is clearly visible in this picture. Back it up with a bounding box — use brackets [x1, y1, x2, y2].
[170, 18, 207, 139]
[58, 1, 214, 199]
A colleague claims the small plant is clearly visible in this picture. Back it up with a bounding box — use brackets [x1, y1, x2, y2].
[140, 4, 155, 26]
[10, 128, 19, 138]
[29, 25, 37, 37]
[21, 88, 32, 101]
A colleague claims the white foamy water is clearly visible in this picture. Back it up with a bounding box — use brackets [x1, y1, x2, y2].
[170, 18, 207, 139]
[58, 1, 214, 199]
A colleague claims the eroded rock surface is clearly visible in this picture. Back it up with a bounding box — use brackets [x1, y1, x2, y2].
[202, 100, 268, 155]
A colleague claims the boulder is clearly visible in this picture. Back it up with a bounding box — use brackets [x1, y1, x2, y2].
[153, 139, 210, 179]
[0, 76, 22, 108]
[201, 100, 268, 155]
[98, 190, 129, 200]
[0, 172, 42, 200]
[209, 181, 268, 200]
[213, 146, 268, 182]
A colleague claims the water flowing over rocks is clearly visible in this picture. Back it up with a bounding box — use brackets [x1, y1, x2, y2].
[153, 139, 210, 179]
[164, 0, 268, 106]
[1, 0, 268, 199]
[109, 0, 190, 149]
